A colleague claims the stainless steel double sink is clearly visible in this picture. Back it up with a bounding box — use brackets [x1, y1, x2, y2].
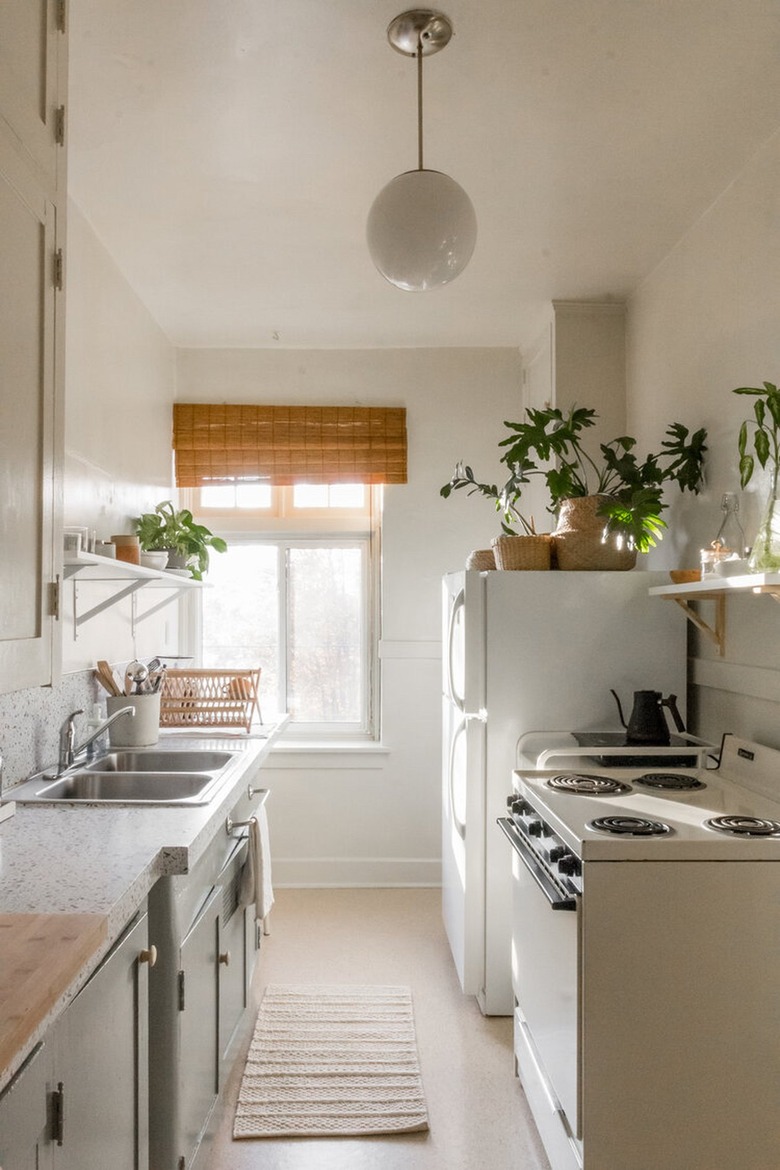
[11, 749, 239, 806]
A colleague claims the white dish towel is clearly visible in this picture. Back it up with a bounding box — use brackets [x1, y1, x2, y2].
[239, 804, 274, 933]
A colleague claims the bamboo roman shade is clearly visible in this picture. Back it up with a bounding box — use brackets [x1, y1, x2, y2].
[172, 404, 407, 487]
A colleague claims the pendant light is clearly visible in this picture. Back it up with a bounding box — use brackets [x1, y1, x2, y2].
[366, 9, 477, 292]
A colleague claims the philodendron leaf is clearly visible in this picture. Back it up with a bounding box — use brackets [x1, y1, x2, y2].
[739, 454, 755, 489]
[755, 429, 771, 467]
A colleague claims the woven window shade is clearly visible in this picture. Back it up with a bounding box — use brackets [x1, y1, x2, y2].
[173, 404, 407, 487]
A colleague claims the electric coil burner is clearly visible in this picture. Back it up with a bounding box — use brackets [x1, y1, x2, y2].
[547, 773, 631, 796]
[705, 814, 780, 837]
[588, 814, 672, 836]
[634, 772, 706, 791]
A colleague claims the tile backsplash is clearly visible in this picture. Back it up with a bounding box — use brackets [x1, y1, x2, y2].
[0, 672, 100, 792]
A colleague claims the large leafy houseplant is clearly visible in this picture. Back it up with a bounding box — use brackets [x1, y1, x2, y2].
[735, 380, 780, 571]
[134, 500, 227, 580]
[497, 406, 708, 553]
[440, 460, 539, 535]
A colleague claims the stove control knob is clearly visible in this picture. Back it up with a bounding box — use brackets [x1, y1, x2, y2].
[507, 796, 525, 813]
[558, 852, 581, 877]
[528, 820, 544, 838]
[549, 845, 566, 863]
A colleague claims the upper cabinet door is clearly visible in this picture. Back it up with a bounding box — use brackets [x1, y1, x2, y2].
[0, 143, 60, 693]
[0, 0, 65, 194]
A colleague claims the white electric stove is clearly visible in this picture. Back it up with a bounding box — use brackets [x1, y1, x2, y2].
[498, 734, 780, 1170]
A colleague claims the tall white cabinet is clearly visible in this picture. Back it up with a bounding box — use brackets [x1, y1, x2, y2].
[0, 0, 66, 693]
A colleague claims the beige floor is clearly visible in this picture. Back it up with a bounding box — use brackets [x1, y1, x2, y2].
[203, 887, 551, 1170]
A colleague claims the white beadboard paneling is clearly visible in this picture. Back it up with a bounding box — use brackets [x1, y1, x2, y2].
[272, 857, 440, 888]
[379, 640, 440, 659]
[691, 657, 780, 704]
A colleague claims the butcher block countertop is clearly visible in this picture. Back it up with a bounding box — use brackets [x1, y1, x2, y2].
[0, 723, 285, 1093]
[0, 913, 108, 1077]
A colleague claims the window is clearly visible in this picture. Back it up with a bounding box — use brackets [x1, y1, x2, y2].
[193, 486, 379, 738]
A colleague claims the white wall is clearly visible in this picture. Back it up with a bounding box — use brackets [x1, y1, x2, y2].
[62, 202, 179, 671]
[627, 129, 780, 748]
[177, 347, 523, 884]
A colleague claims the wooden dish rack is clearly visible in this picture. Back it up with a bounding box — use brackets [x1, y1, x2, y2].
[159, 668, 261, 731]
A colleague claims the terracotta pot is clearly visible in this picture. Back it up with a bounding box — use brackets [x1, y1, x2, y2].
[552, 496, 637, 571]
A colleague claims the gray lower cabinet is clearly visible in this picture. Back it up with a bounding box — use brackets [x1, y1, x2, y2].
[0, 910, 150, 1170]
[179, 888, 220, 1163]
[149, 830, 261, 1170]
[0, 1039, 49, 1170]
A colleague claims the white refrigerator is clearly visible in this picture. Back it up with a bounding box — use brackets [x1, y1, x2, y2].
[442, 569, 686, 1016]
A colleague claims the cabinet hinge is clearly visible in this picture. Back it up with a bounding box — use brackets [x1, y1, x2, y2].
[177, 969, 185, 1011]
[51, 1081, 65, 1146]
[55, 105, 66, 146]
[53, 249, 64, 291]
[49, 575, 61, 620]
[56, 0, 67, 33]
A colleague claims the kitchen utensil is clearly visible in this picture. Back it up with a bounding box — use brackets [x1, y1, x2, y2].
[96, 659, 120, 697]
[125, 660, 149, 696]
[610, 689, 685, 745]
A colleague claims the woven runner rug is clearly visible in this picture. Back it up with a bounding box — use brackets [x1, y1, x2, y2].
[233, 983, 429, 1138]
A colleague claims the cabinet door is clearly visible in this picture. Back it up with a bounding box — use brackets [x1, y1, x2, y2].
[0, 1042, 52, 1170]
[0, 0, 64, 192]
[54, 912, 150, 1170]
[179, 888, 220, 1165]
[218, 857, 249, 1072]
[0, 140, 60, 694]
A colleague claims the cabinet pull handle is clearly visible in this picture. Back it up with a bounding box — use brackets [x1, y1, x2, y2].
[139, 944, 158, 967]
[219, 950, 231, 966]
[52, 1081, 65, 1145]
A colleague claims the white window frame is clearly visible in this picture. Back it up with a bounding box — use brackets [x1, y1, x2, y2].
[183, 487, 381, 741]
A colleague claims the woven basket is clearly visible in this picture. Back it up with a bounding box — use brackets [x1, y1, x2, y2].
[466, 548, 496, 570]
[553, 496, 637, 571]
[491, 534, 552, 571]
[160, 667, 261, 731]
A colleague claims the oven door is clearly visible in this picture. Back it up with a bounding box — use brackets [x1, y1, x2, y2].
[507, 827, 581, 1138]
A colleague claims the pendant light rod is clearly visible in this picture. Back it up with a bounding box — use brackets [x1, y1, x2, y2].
[417, 36, 424, 170]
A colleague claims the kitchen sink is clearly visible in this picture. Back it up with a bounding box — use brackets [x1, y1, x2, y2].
[32, 771, 214, 803]
[82, 750, 234, 773]
[9, 746, 241, 806]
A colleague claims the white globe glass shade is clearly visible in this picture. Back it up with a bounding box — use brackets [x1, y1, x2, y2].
[366, 169, 477, 291]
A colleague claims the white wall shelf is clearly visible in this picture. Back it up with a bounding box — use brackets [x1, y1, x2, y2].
[64, 552, 202, 630]
[649, 573, 780, 656]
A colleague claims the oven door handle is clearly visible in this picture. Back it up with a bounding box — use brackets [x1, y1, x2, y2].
[497, 818, 577, 912]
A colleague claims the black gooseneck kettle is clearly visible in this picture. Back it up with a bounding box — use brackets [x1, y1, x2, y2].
[610, 689, 685, 745]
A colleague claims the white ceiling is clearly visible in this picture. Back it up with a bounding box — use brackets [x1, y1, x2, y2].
[68, 0, 780, 351]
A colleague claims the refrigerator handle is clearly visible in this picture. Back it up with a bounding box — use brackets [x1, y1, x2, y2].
[445, 588, 466, 712]
[448, 720, 467, 840]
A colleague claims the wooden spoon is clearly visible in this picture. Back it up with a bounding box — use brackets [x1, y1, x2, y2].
[95, 659, 119, 696]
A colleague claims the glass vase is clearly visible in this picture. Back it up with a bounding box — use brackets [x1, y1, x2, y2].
[748, 493, 780, 572]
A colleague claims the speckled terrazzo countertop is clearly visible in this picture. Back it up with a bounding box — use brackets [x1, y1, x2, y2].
[0, 724, 285, 1092]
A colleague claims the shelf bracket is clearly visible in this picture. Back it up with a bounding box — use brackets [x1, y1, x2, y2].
[73, 579, 145, 633]
[133, 587, 191, 626]
[670, 594, 726, 656]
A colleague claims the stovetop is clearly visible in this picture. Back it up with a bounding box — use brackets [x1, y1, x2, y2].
[512, 734, 780, 861]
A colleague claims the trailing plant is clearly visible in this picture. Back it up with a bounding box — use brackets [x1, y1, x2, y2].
[734, 381, 780, 570]
[440, 460, 539, 535]
[134, 500, 227, 580]
[735, 381, 780, 496]
[497, 406, 708, 553]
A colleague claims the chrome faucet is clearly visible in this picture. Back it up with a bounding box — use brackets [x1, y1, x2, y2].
[56, 707, 135, 775]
